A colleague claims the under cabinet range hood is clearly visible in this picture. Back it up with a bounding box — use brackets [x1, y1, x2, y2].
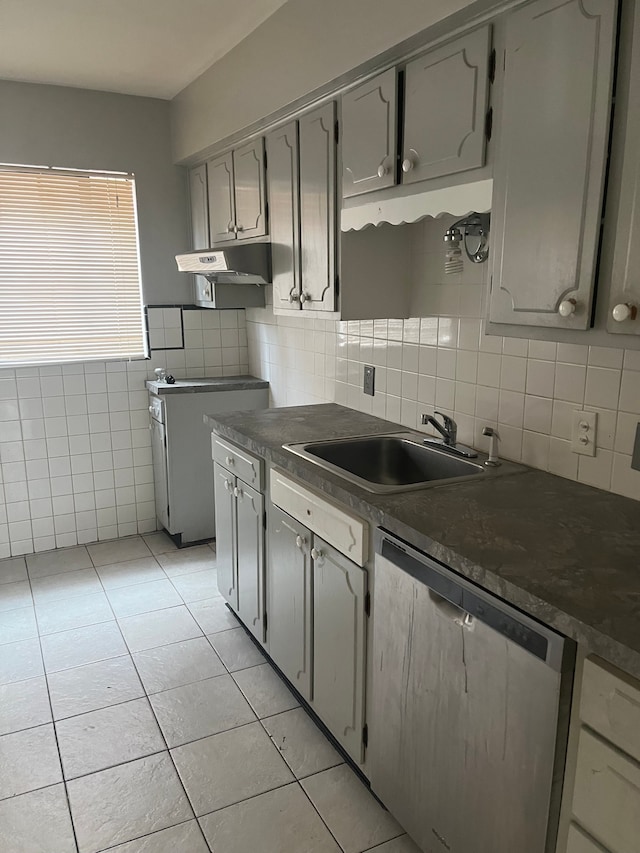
[175, 244, 271, 309]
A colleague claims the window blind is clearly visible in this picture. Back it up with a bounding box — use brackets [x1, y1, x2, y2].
[0, 166, 146, 366]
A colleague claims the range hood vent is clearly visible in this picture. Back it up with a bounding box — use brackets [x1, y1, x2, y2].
[176, 244, 271, 309]
[341, 179, 492, 232]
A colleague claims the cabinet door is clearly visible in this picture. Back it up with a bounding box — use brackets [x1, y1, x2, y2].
[402, 26, 491, 185]
[233, 138, 267, 240]
[214, 463, 237, 610]
[235, 481, 265, 643]
[299, 102, 337, 312]
[150, 418, 170, 532]
[312, 538, 367, 762]
[267, 505, 312, 700]
[188, 164, 209, 249]
[342, 69, 397, 198]
[266, 122, 302, 310]
[607, 1, 640, 335]
[489, 0, 616, 329]
[207, 152, 236, 244]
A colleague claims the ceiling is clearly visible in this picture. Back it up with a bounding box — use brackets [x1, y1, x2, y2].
[0, 0, 290, 99]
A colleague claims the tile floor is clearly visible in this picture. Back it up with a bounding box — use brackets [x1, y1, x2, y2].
[0, 533, 420, 853]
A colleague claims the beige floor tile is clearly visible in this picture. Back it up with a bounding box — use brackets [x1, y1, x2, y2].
[189, 596, 238, 634]
[0, 723, 62, 800]
[0, 605, 37, 645]
[56, 697, 165, 779]
[263, 708, 342, 779]
[35, 591, 114, 635]
[133, 636, 225, 694]
[96, 556, 166, 589]
[118, 605, 202, 653]
[364, 836, 422, 853]
[88, 536, 152, 567]
[142, 531, 178, 556]
[172, 721, 294, 815]
[0, 677, 52, 736]
[233, 663, 299, 718]
[0, 637, 43, 685]
[67, 752, 192, 853]
[108, 820, 210, 853]
[302, 765, 403, 853]
[150, 674, 256, 747]
[48, 655, 144, 719]
[0, 580, 32, 613]
[31, 567, 102, 603]
[41, 621, 128, 673]
[0, 784, 76, 853]
[200, 783, 342, 853]
[157, 545, 216, 577]
[170, 568, 219, 603]
[208, 627, 266, 672]
[106, 578, 182, 618]
[0, 556, 28, 585]
[27, 545, 92, 579]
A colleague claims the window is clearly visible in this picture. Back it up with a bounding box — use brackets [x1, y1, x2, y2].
[0, 165, 147, 366]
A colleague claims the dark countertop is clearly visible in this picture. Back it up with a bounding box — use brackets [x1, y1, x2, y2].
[146, 375, 269, 395]
[205, 403, 640, 680]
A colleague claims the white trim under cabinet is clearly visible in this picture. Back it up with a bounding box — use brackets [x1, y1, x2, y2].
[489, 0, 617, 330]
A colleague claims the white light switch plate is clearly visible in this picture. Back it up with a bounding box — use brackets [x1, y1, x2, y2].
[572, 410, 597, 456]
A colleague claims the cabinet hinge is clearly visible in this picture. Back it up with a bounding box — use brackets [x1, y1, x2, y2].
[485, 107, 493, 142]
[488, 48, 496, 84]
[362, 724, 368, 748]
[334, 120, 340, 145]
[364, 591, 371, 617]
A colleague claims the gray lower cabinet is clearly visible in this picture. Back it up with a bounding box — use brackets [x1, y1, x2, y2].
[489, 0, 617, 329]
[267, 505, 312, 700]
[150, 417, 169, 532]
[402, 25, 491, 184]
[214, 461, 265, 642]
[341, 68, 398, 198]
[266, 504, 368, 762]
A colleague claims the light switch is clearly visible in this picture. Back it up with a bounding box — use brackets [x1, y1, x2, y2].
[363, 365, 375, 396]
[571, 410, 597, 456]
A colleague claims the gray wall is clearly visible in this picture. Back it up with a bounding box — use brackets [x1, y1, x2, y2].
[171, 0, 476, 162]
[0, 79, 190, 304]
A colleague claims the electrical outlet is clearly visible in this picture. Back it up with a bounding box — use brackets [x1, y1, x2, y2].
[363, 365, 375, 396]
[571, 410, 597, 456]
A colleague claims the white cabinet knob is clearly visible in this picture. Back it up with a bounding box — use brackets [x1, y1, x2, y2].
[401, 158, 415, 173]
[225, 456, 234, 466]
[226, 223, 234, 233]
[300, 292, 309, 304]
[558, 298, 577, 318]
[612, 302, 637, 322]
[289, 292, 300, 303]
[377, 164, 388, 178]
[236, 225, 244, 233]
[148, 406, 154, 413]
[223, 479, 232, 491]
[310, 547, 324, 561]
[295, 535, 306, 549]
[233, 486, 242, 499]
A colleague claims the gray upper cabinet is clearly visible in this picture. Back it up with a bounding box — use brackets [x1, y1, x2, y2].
[489, 0, 617, 330]
[207, 140, 267, 245]
[311, 538, 367, 763]
[233, 138, 268, 240]
[207, 152, 236, 245]
[299, 101, 337, 312]
[342, 68, 398, 198]
[266, 121, 301, 311]
[607, 1, 640, 336]
[267, 505, 312, 700]
[188, 164, 209, 249]
[402, 26, 491, 185]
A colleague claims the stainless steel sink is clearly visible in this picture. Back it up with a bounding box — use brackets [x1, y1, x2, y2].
[284, 432, 524, 494]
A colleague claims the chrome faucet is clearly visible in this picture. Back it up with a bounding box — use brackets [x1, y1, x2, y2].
[420, 411, 478, 459]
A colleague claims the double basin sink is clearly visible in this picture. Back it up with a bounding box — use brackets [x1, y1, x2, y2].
[284, 432, 524, 494]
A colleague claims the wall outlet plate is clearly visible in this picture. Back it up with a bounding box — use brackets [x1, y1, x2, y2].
[363, 365, 375, 396]
[571, 410, 597, 456]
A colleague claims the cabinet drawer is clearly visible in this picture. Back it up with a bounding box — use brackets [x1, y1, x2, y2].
[212, 435, 263, 490]
[572, 728, 640, 853]
[581, 657, 640, 763]
[567, 824, 607, 853]
[270, 469, 368, 566]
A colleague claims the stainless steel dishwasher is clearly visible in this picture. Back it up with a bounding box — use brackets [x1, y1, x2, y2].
[370, 530, 575, 853]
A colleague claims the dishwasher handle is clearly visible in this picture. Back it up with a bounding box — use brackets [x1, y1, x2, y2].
[429, 588, 473, 627]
